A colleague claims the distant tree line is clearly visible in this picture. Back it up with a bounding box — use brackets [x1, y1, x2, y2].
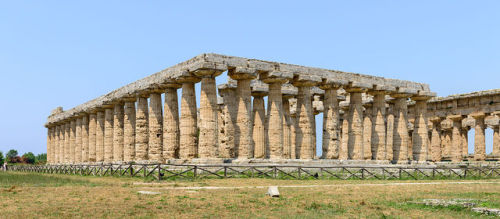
[0, 149, 46, 165]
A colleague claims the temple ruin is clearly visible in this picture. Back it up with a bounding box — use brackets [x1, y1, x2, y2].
[44, 53, 499, 164]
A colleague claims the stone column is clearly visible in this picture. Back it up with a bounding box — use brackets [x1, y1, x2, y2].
[320, 85, 341, 159]
[472, 113, 486, 161]
[346, 88, 366, 160]
[81, 114, 89, 163]
[113, 103, 124, 162]
[135, 96, 149, 161]
[88, 113, 97, 162]
[104, 107, 114, 163]
[75, 117, 82, 163]
[70, 119, 76, 163]
[449, 115, 463, 162]
[494, 125, 500, 156]
[219, 85, 237, 158]
[339, 105, 350, 160]
[412, 97, 431, 161]
[149, 92, 163, 162]
[370, 91, 387, 160]
[96, 111, 105, 162]
[198, 77, 218, 159]
[252, 93, 266, 158]
[290, 112, 297, 159]
[163, 85, 181, 159]
[385, 102, 395, 161]
[363, 103, 372, 160]
[282, 96, 292, 159]
[55, 125, 60, 163]
[392, 95, 410, 162]
[179, 80, 199, 159]
[46, 127, 52, 164]
[461, 128, 469, 158]
[293, 76, 320, 159]
[430, 117, 442, 162]
[123, 100, 136, 162]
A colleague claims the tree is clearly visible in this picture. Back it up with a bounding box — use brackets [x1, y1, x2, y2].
[6, 150, 18, 163]
[0, 151, 4, 164]
[22, 152, 36, 164]
[35, 153, 47, 164]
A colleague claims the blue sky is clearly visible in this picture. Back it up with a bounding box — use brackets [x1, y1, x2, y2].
[1, 1, 499, 155]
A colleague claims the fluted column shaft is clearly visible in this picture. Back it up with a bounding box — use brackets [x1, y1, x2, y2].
[339, 110, 349, 160]
[199, 77, 218, 158]
[295, 86, 315, 159]
[385, 104, 395, 161]
[149, 93, 163, 162]
[290, 113, 297, 159]
[252, 94, 266, 158]
[392, 96, 410, 162]
[461, 128, 469, 157]
[81, 115, 89, 163]
[113, 103, 124, 162]
[219, 88, 236, 158]
[412, 99, 430, 161]
[70, 120, 76, 163]
[322, 88, 340, 159]
[430, 119, 442, 162]
[136, 96, 149, 161]
[282, 97, 292, 159]
[233, 79, 253, 159]
[267, 82, 284, 159]
[473, 114, 486, 161]
[64, 124, 70, 163]
[75, 118, 82, 163]
[180, 82, 197, 159]
[88, 113, 97, 162]
[494, 126, 500, 156]
[450, 116, 463, 162]
[46, 127, 52, 164]
[96, 111, 105, 162]
[104, 108, 114, 163]
[363, 105, 372, 160]
[163, 87, 180, 159]
[347, 91, 364, 160]
[55, 126, 60, 163]
[124, 101, 136, 162]
[371, 92, 386, 160]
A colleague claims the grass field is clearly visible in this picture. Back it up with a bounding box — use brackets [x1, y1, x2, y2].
[1, 171, 500, 218]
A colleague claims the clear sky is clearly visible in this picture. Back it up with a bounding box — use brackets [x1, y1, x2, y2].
[1, 1, 499, 156]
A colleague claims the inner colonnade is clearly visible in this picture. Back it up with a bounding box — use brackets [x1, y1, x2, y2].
[46, 53, 468, 165]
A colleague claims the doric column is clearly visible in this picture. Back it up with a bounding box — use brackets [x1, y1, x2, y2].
[229, 67, 257, 159]
[392, 94, 411, 162]
[70, 119, 76, 163]
[472, 113, 486, 161]
[163, 85, 181, 160]
[282, 96, 292, 159]
[290, 111, 297, 159]
[75, 117, 82, 163]
[461, 128, 469, 158]
[319, 83, 342, 159]
[369, 90, 388, 160]
[339, 104, 350, 160]
[440, 118, 453, 158]
[46, 127, 52, 164]
[104, 107, 114, 163]
[54, 125, 60, 163]
[262, 71, 292, 159]
[385, 101, 395, 161]
[179, 79, 199, 159]
[429, 117, 442, 162]
[363, 103, 372, 160]
[123, 99, 136, 162]
[412, 96, 432, 161]
[293, 75, 320, 159]
[449, 115, 463, 162]
[88, 112, 97, 162]
[135, 95, 149, 161]
[218, 84, 237, 158]
[96, 110, 105, 162]
[149, 91, 163, 162]
[346, 85, 368, 160]
[81, 114, 89, 163]
[113, 103, 124, 162]
[198, 76, 219, 158]
[252, 92, 266, 158]
[494, 125, 500, 156]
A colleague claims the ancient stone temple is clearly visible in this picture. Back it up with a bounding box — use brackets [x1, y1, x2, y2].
[44, 53, 499, 165]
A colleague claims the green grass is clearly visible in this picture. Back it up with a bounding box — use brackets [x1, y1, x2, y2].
[0, 172, 103, 187]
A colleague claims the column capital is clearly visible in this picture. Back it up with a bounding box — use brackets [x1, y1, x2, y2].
[189, 61, 227, 77]
[368, 84, 396, 95]
[260, 70, 293, 84]
[447, 114, 464, 121]
[228, 67, 257, 80]
[318, 78, 348, 90]
[175, 70, 202, 84]
[470, 112, 486, 119]
[345, 81, 371, 93]
[292, 75, 321, 87]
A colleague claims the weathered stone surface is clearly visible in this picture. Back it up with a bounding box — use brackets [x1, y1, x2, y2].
[113, 103, 124, 162]
[363, 105, 372, 160]
[266, 82, 285, 159]
[123, 101, 136, 162]
[75, 117, 82, 163]
[70, 120, 76, 163]
[282, 97, 292, 159]
[412, 99, 430, 161]
[321, 88, 340, 159]
[88, 113, 97, 162]
[180, 82, 198, 159]
[104, 108, 114, 163]
[234, 79, 253, 159]
[163, 87, 180, 159]
[96, 111, 105, 162]
[371, 92, 386, 160]
[347, 92, 364, 160]
[219, 85, 237, 158]
[252, 94, 266, 158]
[149, 93, 163, 162]
[449, 115, 463, 162]
[386, 104, 395, 161]
[199, 77, 218, 158]
[392, 96, 410, 162]
[429, 118, 442, 162]
[296, 86, 315, 159]
[81, 115, 89, 163]
[135, 97, 149, 161]
[472, 114, 486, 161]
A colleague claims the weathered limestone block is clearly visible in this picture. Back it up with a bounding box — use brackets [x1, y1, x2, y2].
[113, 103, 124, 162]
[282, 97, 292, 159]
[179, 81, 198, 159]
[196, 77, 218, 158]
[347, 91, 365, 160]
[96, 111, 105, 162]
[75, 117, 82, 163]
[229, 67, 257, 159]
[149, 92, 163, 162]
[371, 92, 386, 160]
[88, 113, 97, 162]
[252, 93, 266, 158]
[293, 75, 320, 159]
[70, 120, 76, 163]
[386, 103, 395, 161]
[412, 98, 431, 161]
[81, 115, 89, 163]
[429, 117, 442, 162]
[363, 104, 372, 160]
[321, 87, 341, 159]
[219, 85, 237, 158]
[449, 115, 463, 162]
[163, 86, 180, 159]
[135, 96, 149, 161]
[104, 107, 114, 163]
[392, 95, 410, 162]
[123, 101, 136, 162]
[472, 113, 486, 161]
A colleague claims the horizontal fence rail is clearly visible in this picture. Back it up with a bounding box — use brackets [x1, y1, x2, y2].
[5, 164, 500, 181]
